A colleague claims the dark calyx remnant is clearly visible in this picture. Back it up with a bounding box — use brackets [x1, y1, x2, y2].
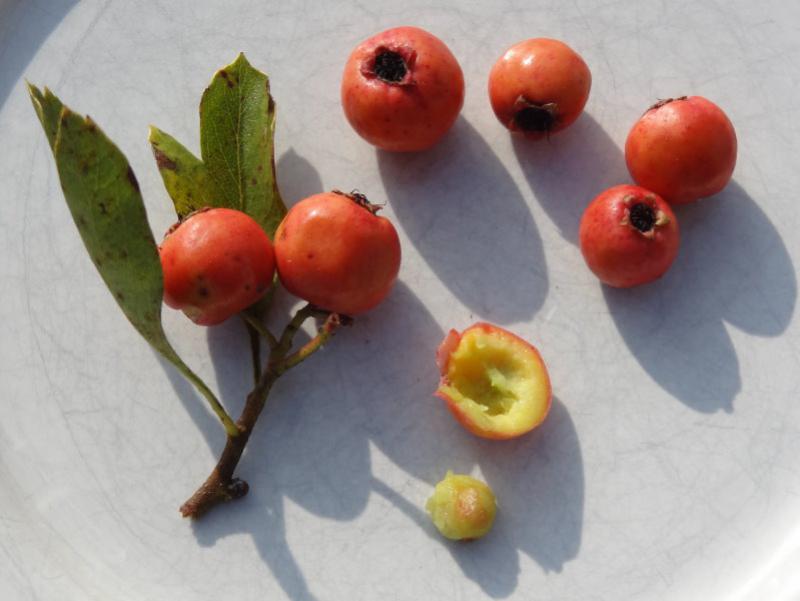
[374, 51, 407, 83]
[514, 104, 556, 133]
[629, 203, 656, 232]
[648, 96, 688, 112]
[333, 189, 381, 215]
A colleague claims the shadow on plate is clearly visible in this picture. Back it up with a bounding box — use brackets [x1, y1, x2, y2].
[603, 181, 796, 412]
[159, 280, 585, 599]
[157, 139, 584, 597]
[276, 148, 324, 206]
[514, 117, 796, 412]
[1, 0, 79, 109]
[378, 117, 548, 325]
[372, 397, 583, 599]
[512, 112, 628, 245]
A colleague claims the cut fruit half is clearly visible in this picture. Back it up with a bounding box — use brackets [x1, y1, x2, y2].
[435, 323, 551, 440]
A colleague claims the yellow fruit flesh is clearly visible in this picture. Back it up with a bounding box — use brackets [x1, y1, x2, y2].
[438, 329, 548, 434]
[426, 471, 497, 540]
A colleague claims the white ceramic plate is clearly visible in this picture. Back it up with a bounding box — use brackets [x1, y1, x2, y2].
[2, 1, 799, 599]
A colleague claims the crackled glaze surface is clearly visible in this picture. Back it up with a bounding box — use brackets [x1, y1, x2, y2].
[1, 1, 799, 600]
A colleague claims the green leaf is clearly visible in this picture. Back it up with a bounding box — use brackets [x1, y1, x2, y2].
[148, 125, 212, 218]
[199, 52, 286, 236]
[149, 54, 286, 237]
[55, 108, 166, 342]
[27, 83, 63, 149]
[28, 85, 238, 437]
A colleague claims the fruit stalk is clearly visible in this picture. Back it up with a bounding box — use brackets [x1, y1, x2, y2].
[273, 313, 351, 375]
[180, 304, 344, 518]
[173, 359, 240, 437]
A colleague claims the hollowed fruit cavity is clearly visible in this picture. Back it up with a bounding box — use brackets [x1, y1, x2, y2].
[435, 324, 551, 439]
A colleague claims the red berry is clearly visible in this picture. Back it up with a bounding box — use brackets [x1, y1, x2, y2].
[625, 96, 737, 204]
[159, 208, 276, 326]
[274, 191, 401, 315]
[341, 26, 464, 152]
[488, 38, 591, 139]
[579, 185, 680, 288]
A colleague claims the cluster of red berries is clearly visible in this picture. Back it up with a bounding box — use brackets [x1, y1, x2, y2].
[160, 25, 737, 327]
[159, 192, 401, 325]
[341, 26, 737, 288]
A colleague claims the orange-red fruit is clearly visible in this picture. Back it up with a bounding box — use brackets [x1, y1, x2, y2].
[159, 208, 276, 326]
[435, 323, 552, 440]
[488, 38, 591, 139]
[341, 26, 464, 152]
[625, 96, 737, 204]
[274, 191, 401, 315]
[579, 185, 680, 288]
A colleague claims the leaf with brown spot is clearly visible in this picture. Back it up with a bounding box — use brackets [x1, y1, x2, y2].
[199, 53, 286, 237]
[148, 54, 286, 237]
[148, 126, 212, 218]
[50, 106, 166, 345]
[28, 85, 237, 436]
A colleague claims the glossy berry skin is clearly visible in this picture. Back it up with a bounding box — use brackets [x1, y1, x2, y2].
[341, 26, 464, 152]
[625, 96, 737, 204]
[579, 185, 679, 288]
[488, 38, 591, 139]
[274, 191, 401, 315]
[159, 208, 276, 326]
